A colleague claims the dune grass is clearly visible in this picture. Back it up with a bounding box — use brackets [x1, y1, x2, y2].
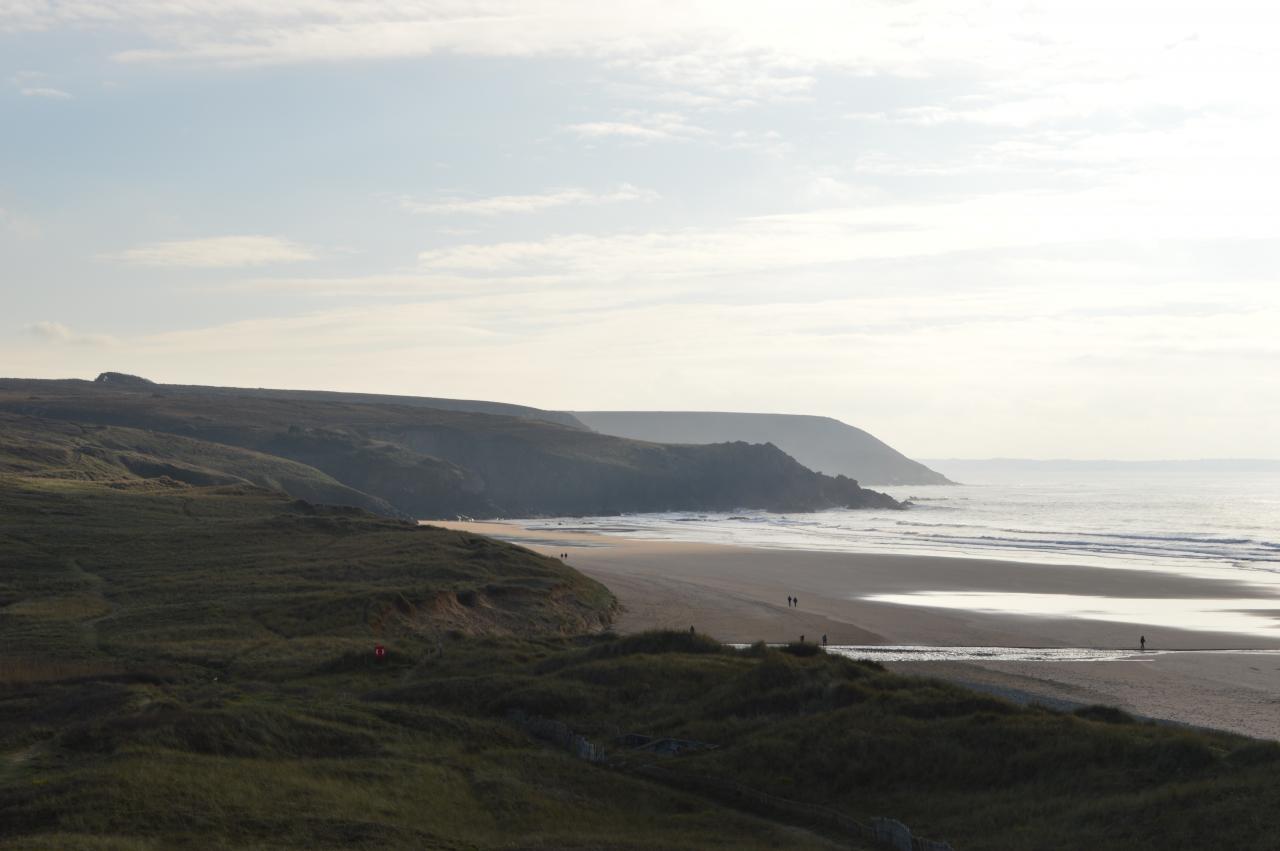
[4, 470, 1280, 849]
[0, 475, 847, 849]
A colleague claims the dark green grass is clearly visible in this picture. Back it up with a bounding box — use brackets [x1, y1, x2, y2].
[368, 633, 1280, 851]
[0, 378, 898, 517]
[4, 470, 1280, 849]
[0, 413, 398, 516]
[0, 476, 844, 850]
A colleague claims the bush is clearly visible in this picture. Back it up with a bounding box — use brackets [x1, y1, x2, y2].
[1074, 705, 1136, 725]
[1227, 740, 1280, 767]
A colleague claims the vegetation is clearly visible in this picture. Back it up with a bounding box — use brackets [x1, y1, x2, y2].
[4, 415, 1278, 849]
[0, 377, 900, 518]
[371, 634, 1280, 851]
[0, 413, 399, 516]
[0, 469, 846, 850]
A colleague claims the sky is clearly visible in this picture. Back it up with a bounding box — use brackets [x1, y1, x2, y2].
[2, 1, 1278, 459]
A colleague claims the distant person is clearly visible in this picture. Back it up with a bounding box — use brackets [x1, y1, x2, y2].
[822, 634, 827, 647]
[794, 596, 799, 608]
[690, 626, 695, 635]
[787, 595, 793, 607]
[1140, 635, 1146, 651]
[800, 634, 805, 644]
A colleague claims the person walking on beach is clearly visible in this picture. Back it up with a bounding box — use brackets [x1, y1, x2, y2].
[822, 634, 827, 647]
[787, 595, 792, 607]
[1140, 635, 1146, 651]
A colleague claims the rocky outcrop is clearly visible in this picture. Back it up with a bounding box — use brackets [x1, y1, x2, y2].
[94, 372, 155, 387]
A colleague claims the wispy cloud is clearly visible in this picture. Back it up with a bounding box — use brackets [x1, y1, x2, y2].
[10, 70, 71, 99]
[412, 175, 1280, 281]
[20, 86, 72, 99]
[16, 282, 1274, 457]
[27, 321, 117, 347]
[400, 184, 657, 216]
[103, 235, 315, 268]
[565, 112, 708, 143]
[0, 207, 41, 239]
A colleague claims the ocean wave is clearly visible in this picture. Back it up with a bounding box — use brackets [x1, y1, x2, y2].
[895, 518, 1257, 547]
[559, 474, 1280, 577]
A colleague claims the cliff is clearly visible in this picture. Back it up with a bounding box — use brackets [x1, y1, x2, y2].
[573, 411, 951, 486]
[0, 378, 901, 518]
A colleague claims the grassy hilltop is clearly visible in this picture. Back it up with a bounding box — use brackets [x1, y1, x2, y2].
[0, 377, 900, 518]
[4, 404, 1280, 849]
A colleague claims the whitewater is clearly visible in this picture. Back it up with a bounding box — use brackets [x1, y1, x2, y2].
[518, 470, 1280, 583]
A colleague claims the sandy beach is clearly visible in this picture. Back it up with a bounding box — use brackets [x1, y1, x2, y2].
[434, 520, 1280, 740]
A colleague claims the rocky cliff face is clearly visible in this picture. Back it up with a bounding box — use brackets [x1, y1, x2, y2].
[382, 426, 899, 516]
[574, 411, 951, 486]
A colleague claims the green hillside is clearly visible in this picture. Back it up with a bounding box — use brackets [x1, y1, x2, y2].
[0, 378, 899, 518]
[0, 472, 851, 850]
[3, 464, 1279, 849]
[0, 413, 401, 517]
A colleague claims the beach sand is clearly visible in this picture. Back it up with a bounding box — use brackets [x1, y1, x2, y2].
[433, 520, 1280, 740]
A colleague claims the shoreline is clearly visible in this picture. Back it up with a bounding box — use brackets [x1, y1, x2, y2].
[431, 519, 1280, 740]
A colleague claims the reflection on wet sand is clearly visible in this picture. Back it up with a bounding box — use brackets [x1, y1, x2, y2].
[865, 591, 1280, 639]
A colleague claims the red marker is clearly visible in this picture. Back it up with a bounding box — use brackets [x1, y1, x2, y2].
[374, 644, 386, 659]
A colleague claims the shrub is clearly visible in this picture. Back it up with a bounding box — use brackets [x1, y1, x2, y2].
[1074, 705, 1136, 725]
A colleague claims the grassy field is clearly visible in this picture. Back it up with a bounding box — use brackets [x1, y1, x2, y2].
[4, 455, 1280, 849]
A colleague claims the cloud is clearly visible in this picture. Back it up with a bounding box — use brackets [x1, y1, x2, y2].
[27, 321, 118, 346]
[10, 70, 71, 99]
[565, 112, 709, 143]
[0, 207, 41, 239]
[20, 86, 71, 99]
[11, 1, 1280, 125]
[412, 175, 1280, 282]
[103, 235, 316, 268]
[400, 184, 657, 215]
[18, 279, 1273, 457]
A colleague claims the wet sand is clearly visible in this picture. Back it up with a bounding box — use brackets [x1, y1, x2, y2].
[432, 520, 1280, 739]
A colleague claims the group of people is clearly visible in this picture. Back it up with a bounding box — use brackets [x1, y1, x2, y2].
[787, 596, 828, 647]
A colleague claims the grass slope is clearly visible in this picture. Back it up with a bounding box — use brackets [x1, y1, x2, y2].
[372, 634, 1280, 851]
[0, 378, 899, 517]
[0, 476, 848, 850]
[0, 413, 400, 517]
[3, 470, 1279, 848]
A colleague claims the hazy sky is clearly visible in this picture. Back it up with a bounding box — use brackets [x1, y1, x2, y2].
[3, 1, 1278, 459]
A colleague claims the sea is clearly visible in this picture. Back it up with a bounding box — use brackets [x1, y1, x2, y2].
[520, 469, 1280, 579]
[509, 468, 1280, 644]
